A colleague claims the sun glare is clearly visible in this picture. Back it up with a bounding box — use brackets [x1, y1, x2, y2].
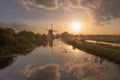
[72, 22, 82, 31]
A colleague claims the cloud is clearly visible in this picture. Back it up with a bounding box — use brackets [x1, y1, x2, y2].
[21, 62, 120, 80]
[22, 64, 60, 80]
[63, 0, 120, 25]
[0, 23, 37, 33]
[62, 62, 120, 80]
[19, 0, 120, 25]
[19, 0, 59, 10]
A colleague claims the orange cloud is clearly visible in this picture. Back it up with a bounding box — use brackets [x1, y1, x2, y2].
[19, 0, 120, 25]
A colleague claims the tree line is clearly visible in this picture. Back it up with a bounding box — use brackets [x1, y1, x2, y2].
[0, 28, 48, 55]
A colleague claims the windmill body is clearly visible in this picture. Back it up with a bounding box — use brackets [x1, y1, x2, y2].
[46, 24, 57, 48]
[47, 24, 57, 40]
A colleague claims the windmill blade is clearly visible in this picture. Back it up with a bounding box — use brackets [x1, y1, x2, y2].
[53, 30, 57, 32]
[51, 24, 53, 29]
[46, 29, 50, 31]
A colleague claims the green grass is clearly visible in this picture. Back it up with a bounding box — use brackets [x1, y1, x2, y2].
[65, 40, 120, 64]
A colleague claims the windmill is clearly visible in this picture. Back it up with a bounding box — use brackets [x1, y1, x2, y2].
[46, 24, 57, 48]
[47, 24, 57, 40]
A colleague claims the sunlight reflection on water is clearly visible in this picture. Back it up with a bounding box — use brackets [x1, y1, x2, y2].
[21, 61, 120, 80]
[0, 39, 120, 80]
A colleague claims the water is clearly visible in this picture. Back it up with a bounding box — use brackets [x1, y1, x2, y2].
[85, 40, 120, 47]
[0, 39, 120, 80]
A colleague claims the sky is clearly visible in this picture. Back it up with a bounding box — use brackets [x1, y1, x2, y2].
[0, 0, 120, 34]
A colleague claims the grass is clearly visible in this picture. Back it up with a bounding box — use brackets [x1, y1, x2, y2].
[65, 39, 120, 64]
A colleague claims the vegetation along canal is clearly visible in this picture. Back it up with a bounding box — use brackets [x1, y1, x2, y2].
[0, 39, 120, 80]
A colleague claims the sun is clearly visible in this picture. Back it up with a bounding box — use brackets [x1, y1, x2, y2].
[72, 22, 82, 31]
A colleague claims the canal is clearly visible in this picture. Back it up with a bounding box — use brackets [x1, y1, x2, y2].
[0, 39, 120, 80]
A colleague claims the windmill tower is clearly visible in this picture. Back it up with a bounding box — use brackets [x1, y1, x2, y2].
[47, 24, 57, 48]
[47, 24, 57, 40]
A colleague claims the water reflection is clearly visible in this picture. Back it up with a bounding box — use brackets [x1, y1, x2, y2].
[22, 64, 60, 80]
[0, 39, 53, 70]
[21, 61, 120, 80]
[86, 40, 120, 47]
[92, 56, 104, 65]
[0, 56, 15, 69]
[48, 38, 54, 47]
[0, 39, 120, 80]
[0, 50, 32, 70]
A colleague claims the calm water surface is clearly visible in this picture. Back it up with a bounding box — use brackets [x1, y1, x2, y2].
[0, 39, 120, 80]
[86, 40, 120, 47]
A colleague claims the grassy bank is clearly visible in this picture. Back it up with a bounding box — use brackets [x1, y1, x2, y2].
[64, 39, 120, 64]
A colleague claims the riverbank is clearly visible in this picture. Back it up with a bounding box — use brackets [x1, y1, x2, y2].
[85, 35, 120, 43]
[64, 39, 120, 64]
[85, 40, 120, 47]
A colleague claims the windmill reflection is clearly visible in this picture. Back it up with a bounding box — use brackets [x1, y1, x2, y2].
[47, 24, 57, 52]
